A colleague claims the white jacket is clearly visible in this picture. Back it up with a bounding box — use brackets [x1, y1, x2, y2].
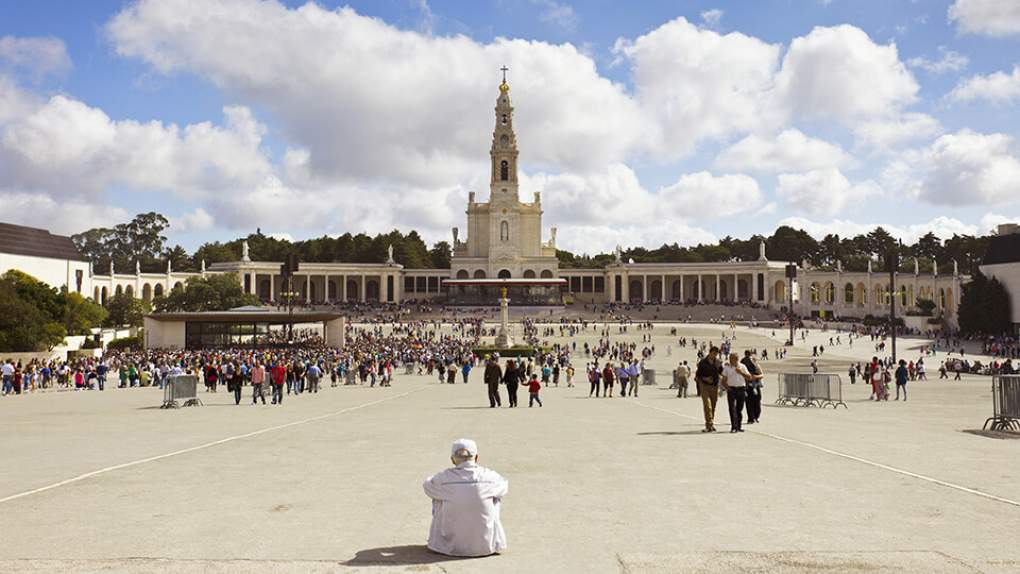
[423, 461, 508, 557]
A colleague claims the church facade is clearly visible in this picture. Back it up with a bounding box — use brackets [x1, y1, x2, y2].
[450, 77, 559, 280]
[67, 75, 966, 326]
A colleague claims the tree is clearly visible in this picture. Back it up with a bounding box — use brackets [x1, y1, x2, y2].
[0, 278, 66, 352]
[430, 241, 452, 268]
[153, 273, 259, 312]
[766, 226, 819, 263]
[103, 292, 150, 328]
[72, 212, 169, 272]
[61, 292, 108, 335]
[958, 271, 1013, 335]
[165, 245, 195, 272]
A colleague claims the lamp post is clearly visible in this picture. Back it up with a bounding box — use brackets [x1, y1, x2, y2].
[887, 244, 900, 363]
[785, 263, 797, 345]
[280, 253, 300, 344]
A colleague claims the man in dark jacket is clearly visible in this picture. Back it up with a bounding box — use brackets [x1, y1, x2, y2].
[484, 357, 503, 408]
[696, 347, 722, 432]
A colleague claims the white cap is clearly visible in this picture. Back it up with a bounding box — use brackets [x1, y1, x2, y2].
[451, 438, 478, 458]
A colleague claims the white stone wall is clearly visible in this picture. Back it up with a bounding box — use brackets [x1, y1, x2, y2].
[980, 262, 1020, 327]
[0, 252, 91, 296]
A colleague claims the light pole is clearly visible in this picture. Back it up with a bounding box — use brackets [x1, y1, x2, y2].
[280, 253, 300, 344]
[887, 244, 900, 363]
[785, 263, 797, 345]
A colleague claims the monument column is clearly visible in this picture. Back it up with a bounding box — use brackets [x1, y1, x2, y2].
[360, 274, 367, 303]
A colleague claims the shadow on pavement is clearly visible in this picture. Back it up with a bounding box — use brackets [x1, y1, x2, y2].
[637, 430, 707, 436]
[345, 544, 480, 566]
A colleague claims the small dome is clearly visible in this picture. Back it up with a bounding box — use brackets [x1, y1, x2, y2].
[499, 81, 510, 93]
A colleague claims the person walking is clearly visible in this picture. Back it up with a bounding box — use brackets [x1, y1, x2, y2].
[696, 347, 722, 432]
[503, 360, 520, 408]
[270, 360, 286, 405]
[741, 351, 764, 424]
[617, 362, 629, 397]
[676, 361, 690, 398]
[895, 359, 909, 401]
[627, 360, 640, 397]
[526, 373, 543, 407]
[588, 364, 601, 397]
[484, 358, 502, 408]
[602, 362, 615, 397]
[251, 362, 266, 405]
[227, 361, 242, 405]
[722, 353, 752, 433]
[307, 361, 321, 394]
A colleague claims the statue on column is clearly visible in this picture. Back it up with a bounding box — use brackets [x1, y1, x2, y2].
[452, 227, 459, 247]
[758, 240, 767, 261]
[241, 240, 251, 262]
[614, 245, 623, 264]
[953, 259, 959, 276]
[166, 259, 172, 274]
[135, 260, 141, 275]
[201, 259, 206, 274]
[386, 244, 395, 264]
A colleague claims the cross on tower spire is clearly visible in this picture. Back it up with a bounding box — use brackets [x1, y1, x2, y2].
[500, 65, 509, 84]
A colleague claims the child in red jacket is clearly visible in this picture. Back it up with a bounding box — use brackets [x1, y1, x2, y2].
[526, 373, 543, 407]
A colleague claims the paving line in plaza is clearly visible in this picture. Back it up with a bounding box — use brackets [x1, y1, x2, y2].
[630, 399, 1020, 509]
[0, 387, 430, 505]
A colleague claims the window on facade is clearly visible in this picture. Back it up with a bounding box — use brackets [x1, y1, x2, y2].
[500, 221, 509, 241]
[501, 114, 507, 125]
[500, 160, 509, 181]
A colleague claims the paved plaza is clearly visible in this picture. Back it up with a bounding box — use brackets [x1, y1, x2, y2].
[2, 323, 1019, 573]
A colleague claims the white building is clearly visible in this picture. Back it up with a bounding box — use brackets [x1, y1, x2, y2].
[0, 222, 92, 296]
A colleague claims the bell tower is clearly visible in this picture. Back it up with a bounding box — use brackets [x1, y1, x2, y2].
[490, 66, 519, 205]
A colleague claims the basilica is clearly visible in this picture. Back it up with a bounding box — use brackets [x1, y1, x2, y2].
[22, 74, 965, 327]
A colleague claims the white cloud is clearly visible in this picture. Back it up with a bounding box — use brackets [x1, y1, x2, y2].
[532, 0, 578, 32]
[0, 94, 274, 199]
[948, 65, 1020, 105]
[108, 0, 644, 184]
[774, 25, 918, 121]
[657, 171, 764, 218]
[906, 47, 969, 74]
[776, 168, 881, 216]
[612, 17, 782, 158]
[700, 9, 723, 28]
[0, 36, 71, 79]
[171, 207, 215, 232]
[0, 191, 130, 236]
[714, 128, 852, 173]
[949, 0, 1020, 37]
[779, 215, 979, 243]
[887, 130, 1020, 205]
[853, 112, 942, 152]
[980, 213, 1020, 235]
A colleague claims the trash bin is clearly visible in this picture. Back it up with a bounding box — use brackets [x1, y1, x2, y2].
[642, 369, 656, 386]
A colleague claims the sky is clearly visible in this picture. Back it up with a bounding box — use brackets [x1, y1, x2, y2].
[2, 0, 1020, 255]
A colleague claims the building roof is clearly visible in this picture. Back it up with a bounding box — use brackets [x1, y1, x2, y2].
[982, 232, 1020, 266]
[0, 221, 88, 262]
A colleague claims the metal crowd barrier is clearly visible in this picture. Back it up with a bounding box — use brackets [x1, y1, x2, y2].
[344, 370, 357, 385]
[983, 375, 1020, 431]
[641, 369, 656, 386]
[405, 363, 415, 375]
[775, 373, 847, 409]
[161, 374, 203, 409]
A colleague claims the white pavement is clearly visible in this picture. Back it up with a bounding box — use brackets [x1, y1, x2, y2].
[1, 324, 1017, 573]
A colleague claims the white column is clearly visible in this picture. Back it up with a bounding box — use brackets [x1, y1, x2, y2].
[697, 274, 703, 302]
[305, 274, 311, 303]
[679, 274, 684, 302]
[360, 274, 366, 303]
[342, 275, 348, 302]
[661, 274, 666, 302]
[642, 275, 648, 303]
[250, 271, 257, 295]
[752, 272, 758, 302]
[269, 274, 275, 301]
[393, 274, 401, 303]
[715, 274, 721, 302]
[381, 274, 389, 303]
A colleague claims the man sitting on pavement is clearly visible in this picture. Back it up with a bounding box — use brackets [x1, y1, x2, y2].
[423, 439, 509, 557]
